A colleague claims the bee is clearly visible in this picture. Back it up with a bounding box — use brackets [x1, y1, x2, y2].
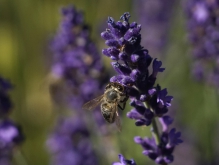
[82, 82, 129, 131]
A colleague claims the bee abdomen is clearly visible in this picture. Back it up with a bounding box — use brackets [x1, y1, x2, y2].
[101, 102, 116, 123]
[102, 111, 115, 123]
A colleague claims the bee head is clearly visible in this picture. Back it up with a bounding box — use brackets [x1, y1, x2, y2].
[115, 84, 124, 92]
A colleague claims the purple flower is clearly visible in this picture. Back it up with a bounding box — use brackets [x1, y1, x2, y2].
[168, 128, 183, 147]
[127, 99, 154, 126]
[151, 59, 165, 78]
[101, 12, 182, 164]
[185, 0, 219, 88]
[134, 128, 182, 164]
[112, 154, 136, 165]
[0, 119, 24, 164]
[101, 15, 142, 65]
[159, 116, 174, 132]
[149, 86, 173, 116]
[0, 119, 23, 147]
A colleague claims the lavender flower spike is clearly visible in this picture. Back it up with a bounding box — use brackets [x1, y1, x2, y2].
[185, 0, 219, 88]
[48, 5, 114, 165]
[101, 13, 182, 164]
[112, 154, 137, 165]
[49, 5, 109, 133]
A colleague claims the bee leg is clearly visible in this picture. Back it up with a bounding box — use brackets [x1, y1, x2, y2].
[118, 95, 129, 110]
[118, 101, 126, 110]
[120, 95, 129, 103]
[118, 104, 123, 110]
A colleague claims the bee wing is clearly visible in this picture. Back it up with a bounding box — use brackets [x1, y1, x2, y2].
[114, 104, 122, 132]
[82, 95, 104, 111]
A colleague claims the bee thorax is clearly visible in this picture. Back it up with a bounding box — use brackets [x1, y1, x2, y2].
[105, 90, 118, 101]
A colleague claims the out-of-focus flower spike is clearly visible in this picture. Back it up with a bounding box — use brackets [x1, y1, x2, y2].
[0, 77, 24, 164]
[134, 0, 176, 58]
[48, 5, 112, 165]
[185, 0, 219, 89]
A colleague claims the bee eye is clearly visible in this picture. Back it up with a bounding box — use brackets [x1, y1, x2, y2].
[117, 86, 123, 92]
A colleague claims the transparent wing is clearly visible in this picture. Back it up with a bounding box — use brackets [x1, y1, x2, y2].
[115, 105, 122, 132]
[82, 95, 104, 111]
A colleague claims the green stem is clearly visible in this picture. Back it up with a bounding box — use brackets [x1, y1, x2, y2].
[141, 89, 168, 165]
[151, 118, 161, 145]
[143, 102, 161, 145]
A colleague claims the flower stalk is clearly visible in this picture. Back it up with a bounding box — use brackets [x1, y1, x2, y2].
[143, 101, 160, 145]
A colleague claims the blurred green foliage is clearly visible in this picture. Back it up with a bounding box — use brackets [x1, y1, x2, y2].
[0, 0, 219, 165]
